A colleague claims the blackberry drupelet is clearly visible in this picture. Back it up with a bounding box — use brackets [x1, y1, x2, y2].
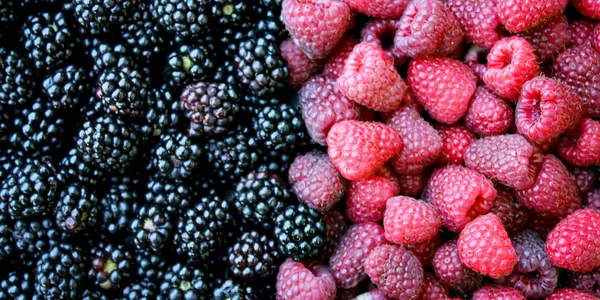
[122, 280, 158, 300]
[253, 103, 308, 153]
[233, 171, 291, 229]
[0, 223, 14, 264]
[96, 66, 148, 117]
[130, 205, 172, 252]
[0, 48, 36, 107]
[42, 64, 90, 110]
[213, 279, 260, 300]
[159, 262, 210, 300]
[12, 216, 64, 261]
[151, 0, 211, 40]
[138, 87, 181, 142]
[120, 2, 165, 61]
[180, 82, 240, 137]
[97, 176, 139, 235]
[60, 148, 106, 187]
[55, 182, 99, 233]
[211, 1, 253, 28]
[72, 0, 135, 35]
[258, 149, 296, 179]
[274, 204, 326, 261]
[150, 133, 201, 182]
[134, 249, 168, 283]
[164, 44, 214, 88]
[35, 243, 87, 299]
[228, 230, 281, 279]
[213, 59, 239, 88]
[145, 177, 194, 213]
[0, 272, 35, 299]
[22, 11, 76, 71]
[89, 242, 133, 290]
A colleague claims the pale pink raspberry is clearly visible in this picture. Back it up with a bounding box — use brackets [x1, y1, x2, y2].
[280, 38, 323, 89]
[276, 259, 336, 300]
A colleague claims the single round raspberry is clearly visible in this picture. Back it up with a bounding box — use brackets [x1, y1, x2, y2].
[280, 38, 323, 89]
[420, 272, 450, 300]
[434, 124, 476, 165]
[569, 267, 600, 297]
[586, 189, 600, 212]
[398, 172, 427, 197]
[465, 86, 514, 136]
[383, 196, 441, 246]
[473, 285, 526, 300]
[517, 15, 570, 63]
[364, 244, 424, 300]
[407, 234, 442, 269]
[322, 35, 358, 79]
[445, 0, 502, 48]
[569, 19, 597, 47]
[570, 167, 600, 196]
[433, 240, 484, 292]
[497, 0, 568, 33]
[343, 0, 409, 18]
[572, 0, 600, 19]
[276, 259, 336, 300]
[490, 187, 529, 233]
[557, 118, 600, 166]
[547, 288, 598, 300]
[360, 18, 405, 66]
[346, 173, 399, 224]
[320, 207, 349, 261]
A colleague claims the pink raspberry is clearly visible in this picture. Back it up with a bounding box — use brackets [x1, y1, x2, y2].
[489, 187, 529, 233]
[322, 35, 357, 79]
[570, 167, 599, 196]
[458, 214, 517, 278]
[569, 19, 597, 47]
[516, 76, 584, 143]
[342, 0, 409, 18]
[434, 124, 477, 165]
[483, 37, 539, 101]
[420, 272, 450, 300]
[516, 154, 582, 218]
[408, 57, 476, 124]
[433, 240, 484, 292]
[569, 267, 600, 297]
[497, 0, 568, 33]
[517, 15, 571, 63]
[558, 118, 600, 166]
[394, 0, 463, 58]
[594, 23, 600, 52]
[547, 288, 599, 300]
[346, 167, 400, 224]
[425, 165, 497, 232]
[546, 209, 600, 272]
[387, 106, 442, 175]
[276, 259, 337, 300]
[282, 0, 355, 59]
[336, 42, 407, 112]
[445, 0, 502, 49]
[464, 134, 544, 190]
[289, 151, 348, 212]
[364, 244, 424, 300]
[407, 234, 442, 269]
[527, 212, 559, 240]
[572, 0, 600, 20]
[327, 120, 403, 181]
[299, 74, 362, 145]
[472, 285, 526, 300]
[329, 222, 387, 288]
[398, 172, 427, 197]
[465, 86, 514, 136]
[464, 45, 489, 84]
[360, 18, 405, 66]
[586, 189, 600, 212]
[383, 196, 441, 246]
[280, 39, 323, 89]
[320, 207, 349, 261]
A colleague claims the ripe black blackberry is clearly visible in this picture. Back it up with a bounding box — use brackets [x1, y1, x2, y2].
[35, 243, 87, 299]
[120, 2, 165, 61]
[233, 171, 291, 229]
[96, 66, 148, 117]
[134, 249, 168, 283]
[0, 1, 18, 38]
[253, 103, 308, 153]
[130, 205, 172, 252]
[60, 148, 106, 187]
[0, 223, 14, 264]
[0, 272, 35, 299]
[164, 44, 214, 88]
[228, 230, 281, 279]
[0, 104, 9, 144]
[256, 0, 285, 36]
[0, 48, 36, 107]
[159, 262, 210, 299]
[89, 242, 133, 290]
[241, 93, 281, 116]
[138, 88, 181, 142]
[213, 279, 260, 300]
[81, 287, 110, 300]
[145, 177, 195, 213]
[211, 1, 253, 28]
[97, 176, 139, 235]
[55, 182, 99, 233]
[258, 149, 296, 179]
[180, 82, 240, 137]
[89, 41, 137, 75]
[80, 95, 112, 123]
[72, 0, 135, 35]
[150, 133, 202, 182]
[42, 64, 90, 110]
[274, 204, 326, 261]
[12, 216, 64, 261]
[151, 0, 211, 40]
[122, 280, 158, 300]
[22, 11, 76, 71]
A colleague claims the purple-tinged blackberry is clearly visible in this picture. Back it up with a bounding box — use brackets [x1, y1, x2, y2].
[60, 148, 106, 187]
[0, 48, 36, 107]
[180, 82, 240, 137]
[274, 204, 326, 261]
[145, 177, 194, 214]
[0, 223, 14, 265]
[164, 44, 214, 88]
[151, 0, 211, 40]
[130, 205, 172, 252]
[42, 64, 90, 110]
[95, 66, 148, 117]
[134, 249, 168, 283]
[12, 216, 65, 261]
[138, 87, 181, 142]
[569, 268, 600, 297]
[228, 230, 281, 279]
[55, 182, 99, 233]
[150, 133, 201, 182]
[122, 280, 158, 300]
[97, 176, 139, 235]
[89, 242, 133, 291]
[252, 103, 308, 153]
[22, 11, 77, 71]
[72, 0, 135, 36]
[35, 243, 87, 299]
[120, 2, 165, 61]
[0, 272, 35, 300]
[213, 279, 260, 300]
[159, 262, 210, 299]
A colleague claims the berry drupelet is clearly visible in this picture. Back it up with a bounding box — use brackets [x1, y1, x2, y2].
[12, 216, 64, 261]
[89, 41, 136, 76]
[0, 272, 35, 299]
[144, 176, 194, 213]
[55, 182, 98, 233]
[134, 249, 168, 283]
[228, 230, 281, 279]
[130, 205, 173, 252]
[97, 175, 139, 236]
[22, 11, 77, 71]
[164, 44, 215, 88]
[122, 280, 158, 300]
[274, 204, 326, 261]
[0, 222, 15, 264]
[180, 82, 240, 137]
[150, 133, 202, 182]
[95, 66, 148, 117]
[0, 47, 36, 107]
[59, 148, 106, 187]
[35, 243, 87, 299]
[89, 242, 134, 291]
[138, 87, 181, 142]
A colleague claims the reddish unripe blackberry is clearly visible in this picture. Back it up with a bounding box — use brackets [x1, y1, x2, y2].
[490, 187, 529, 233]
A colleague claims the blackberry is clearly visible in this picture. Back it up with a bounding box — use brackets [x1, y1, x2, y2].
[145, 177, 194, 213]
[211, 1, 253, 28]
[55, 182, 99, 233]
[122, 281, 158, 300]
[241, 93, 281, 116]
[164, 44, 214, 88]
[12, 216, 64, 261]
[22, 11, 76, 71]
[233, 171, 291, 229]
[274, 204, 326, 261]
[180, 82, 240, 137]
[35, 243, 87, 299]
[120, 2, 165, 61]
[159, 262, 210, 300]
[256, 0, 285, 36]
[97, 176, 139, 235]
[60, 148, 106, 187]
[0, 1, 18, 37]
[150, 133, 201, 182]
[89, 242, 134, 290]
[89, 41, 135, 75]
[138, 87, 181, 142]
[0, 223, 14, 264]
[72, 0, 135, 35]
[0, 104, 9, 144]
[213, 59, 239, 89]
[81, 288, 110, 300]
[96, 66, 148, 117]
[151, 0, 211, 40]
[42, 64, 90, 110]
[213, 279, 259, 300]
[80, 95, 112, 122]
[0, 48, 36, 107]
[228, 230, 281, 279]
[76, 114, 139, 171]
[253, 103, 308, 153]
[258, 149, 296, 179]
[0, 272, 35, 299]
[134, 249, 168, 283]
[130, 205, 172, 252]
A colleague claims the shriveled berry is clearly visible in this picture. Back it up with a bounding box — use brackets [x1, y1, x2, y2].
[360, 18, 405, 66]
[490, 187, 529, 233]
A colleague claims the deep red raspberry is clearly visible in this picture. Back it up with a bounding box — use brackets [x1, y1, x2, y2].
[464, 134, 544, 190]
[516, 76, 584, 143]
[322, 35, 357, 79]
[280, 39, 323, 89]
[336, 42, 407, 112]
[569, 19, 597, 47]
[517, 15, 571, 63]
[489, 187, 529, 233]
[346, 174, 398, 224]
[497, 0, 568, 33]
[407, 233, 442, 269]
[364, 244, 424, 300]
[557, 118, 600, 166]
[445, 0, 502, 48]
[572, 0, 600, 20]
[327, 120, 403, 181]
[586, 189, 600, 212]
[394, 0, 463, 58]
[388, 106, 442, 175]
[276, 259, 336, 300]
[398, 172, 427, 197]
[329, 222, 387, 288]
[483, 37, 539, 101]
[516, 154, 582, 218]
[426, 165, 496, 232]
[472, 285, 526, 300]
[569, 267, 600, 297]
[527, 212, 559, 240]
[570, 167, 600, 196]
[408, 57, 476, 124]
[465, 86, 513, 136]
[547, 288, 598, 300]
[546, 209, 600, 272]
[342, 0, 409, 18]
[383, 196, 441, 246]
[282, 0, 355, 59]
[594, 23, 600, 52]
[320, 207, 349, 261]
[299, 74, 362, 145]
[457, 214, 517, 278]
[434, 124, 476, 165]
[433, 240, 484, 292]
[360, 18, 405, 66]
[420, 272, 450, 300]
[464, 45, 489, 84]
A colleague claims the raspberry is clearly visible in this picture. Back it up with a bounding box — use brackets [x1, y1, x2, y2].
[383, 196, 441, 246]
[426, 165, 497, 232]
[326, 120, 403, 181]
[346, 172, 399, 224]
[464, 134, 544, 190]
[547, 288, 598, 300]
[527, 212, 559, 240]
[408, 57, 476, 124]
[398, 172, 427, 197]
[472, 285, 526, 300]
[289, 151, 348, 212]
[343, 0, 409, 18]
[320, 207, 349, 260]
[586, 189, 600, 212]
[280, 39, 323, 89]
[407, 234, 442, 269]
[516, 76, 584, 143]
[546, 209, 600, 272]
[516, 154, 582, 218]
[282, 0, 355, 59]
[517, 15, 571, 63]
[458, 214, 518, 278]
[445, 0, 502, 48]
[489, 187, 529, 233]
[360, 18, 405, 66]
[495, 230, 558, 298]
[420, 272, 450, 300]
[364, 244, 424, 300]
[276, 259, 336, 300]
[433, 240, 484, 292]
[465, 86, 514, 136]
[387, 106, 442, 174]
[483, 37, 539, 101]
[570, 167, 600, 196]
[557, 118, 600, 166]
[336, 42, 407, 112]
[569, 19, 597, 47]
[434, 124, 476, 165]
[572, 0, 600, 20]
[394, 0, 463, 58]
[464, 45, 489, 84]
[569, 267, 600, 297]
[353, 288, 387, 300]
[497, 0, 568, 33]
[322, 35, 357, 79]
[329, 222, 387, 288]
[594, 24, 600, 52]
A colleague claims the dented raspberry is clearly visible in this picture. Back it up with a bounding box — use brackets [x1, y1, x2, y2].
[557, 118, 600, 166]
[276, 259, 336, 300]
[360, 18, 405, 66]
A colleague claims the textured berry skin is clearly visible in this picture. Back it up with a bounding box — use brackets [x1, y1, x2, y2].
[322, 35, 357, 79]
[516, 154, 582, 218]
[484, 37, 539, 101]
[586, 189, 600, 212]
[408, 57, 476, 124]
[570, 167, 599, 196]
[445, 0, 501, 48]
[558, 118, 600, 166]
[490, 187, 529, 233]
[594, 24, 600, 52]
[527, 212, 559, 240]
[280, 39, 323, 89]
[547, 288, 599, 300]
[435, 124, 476, 165]
[569, 19, 597, 47]
[497, 0, 568, 33]
[343, 0, 409, 18]
[517, 15, 571, 63]
[546, 209, 600, 272]
[384, 196, 441, 246]
[426, 165, 497, 232]
[388, 106, 443, 174]
[320, 207, 349, 260]
[289, 151, 347, 212]
[329, 222, 386, 288]
[420, 272, 450, 300]
[472, 285, 526, 300]
[458, 214, 517, 278]
[327, 121, 403, 181]
[276, 259, 336, 300]
[569, 267, 600, 297]
[346, 168, 400, 224]
[398, 172, 427, 197]
[299, 74, 362, 146]
[337, 42, 407, 112]
[465, 86, 514, 136]
[395, 0, 463, 58]
[364, 244, 424, 300]
[360, 18, 405, 66]
[282, 0, 354, 59]
[516, 76, 584, 143]
[464, 134, 543, 190]
[572, 0, 600, 19]
[407, 234, 442, 269]
[433, 240, 483, 292]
